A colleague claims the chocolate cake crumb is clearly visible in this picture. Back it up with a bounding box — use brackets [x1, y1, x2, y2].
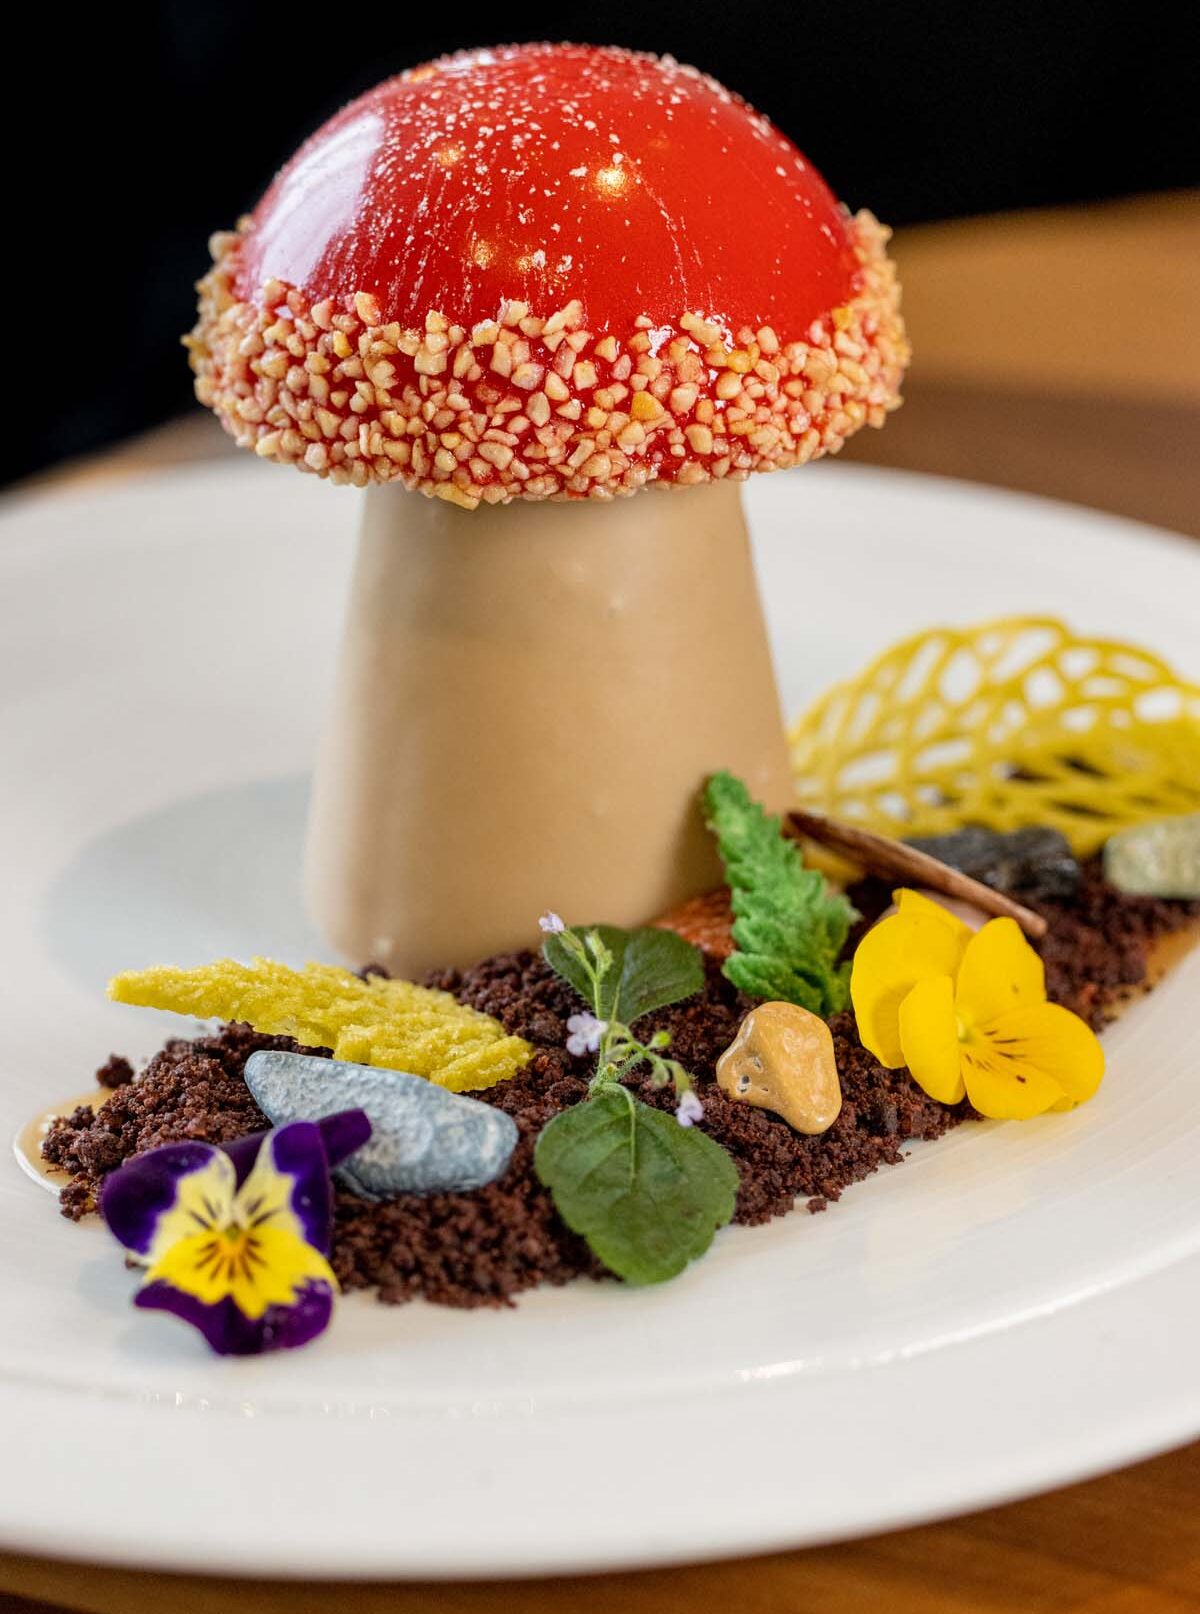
[43, 1024, 316, 1219]
[1034, 859, 1199, 1029]
[95, 1054, 135, 1089]
[44, 875, 1198, 1305]
[330, 1048, 604, 1308]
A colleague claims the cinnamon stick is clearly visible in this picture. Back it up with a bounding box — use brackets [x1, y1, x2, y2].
[786, 810, 1049, 940]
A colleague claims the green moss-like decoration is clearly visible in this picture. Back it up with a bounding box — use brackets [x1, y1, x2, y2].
[703, 771, 857, 1016]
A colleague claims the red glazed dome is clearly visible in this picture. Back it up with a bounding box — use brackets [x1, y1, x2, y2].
[238, 43, 859, 337]
[189, 44, 908, 505]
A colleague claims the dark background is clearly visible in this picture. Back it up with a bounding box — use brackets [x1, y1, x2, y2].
[5, 0, 1195, 486]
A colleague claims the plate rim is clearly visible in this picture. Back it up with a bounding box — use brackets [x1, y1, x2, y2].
[1, 1243, 1198, 1579]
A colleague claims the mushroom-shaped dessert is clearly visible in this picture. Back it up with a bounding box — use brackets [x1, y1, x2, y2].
[189, 43, 907, 975]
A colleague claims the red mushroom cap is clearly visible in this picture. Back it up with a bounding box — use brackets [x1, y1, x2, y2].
[240, 43, 857, 338]
[189, 44, 907, 506]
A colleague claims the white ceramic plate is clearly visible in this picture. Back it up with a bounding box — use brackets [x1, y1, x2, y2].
[2, 462, 1198, 1580]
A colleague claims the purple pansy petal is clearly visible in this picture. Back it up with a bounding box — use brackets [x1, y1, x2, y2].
[261, 1120, 334, 1252]
[100, 1141, 224, 1257]
[315, 1108, 372, 1172]
[135, 1278, 335, 1356]
[223, 1130, 264, 1189]
[224, 1109, 371, 1188]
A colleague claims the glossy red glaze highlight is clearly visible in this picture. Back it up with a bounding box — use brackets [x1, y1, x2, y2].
[238, 44, 860, 335]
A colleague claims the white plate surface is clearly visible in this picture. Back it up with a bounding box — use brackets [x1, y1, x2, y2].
[1, 462, 1198, 1579]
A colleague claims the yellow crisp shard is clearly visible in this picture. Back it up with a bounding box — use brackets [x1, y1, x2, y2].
[108, 959, 532, 1092]
[790, 617, 1200, 855]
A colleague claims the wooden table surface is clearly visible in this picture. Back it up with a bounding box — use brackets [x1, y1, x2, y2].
[3, 192, 1199, 1614]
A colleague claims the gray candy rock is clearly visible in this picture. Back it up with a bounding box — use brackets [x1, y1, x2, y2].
[906, 824, 1080, 900]
[1103, 812, 1200, 899]
[243, 1050, 519, 1200]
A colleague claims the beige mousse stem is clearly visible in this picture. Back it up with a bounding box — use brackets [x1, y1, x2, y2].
[306, 478, 794, 976]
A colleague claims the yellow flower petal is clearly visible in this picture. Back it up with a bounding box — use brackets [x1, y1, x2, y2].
[897, 975, 967, 1105]
[144, 1152, 237, 1267]
[979, 1002, 1106, 1107]
[146, 1224, 337, 1319]
[893, 888, 975, 936]
[237, 1145, 307, 1246]
[225, 1226, 337, 1321]
[955, 918, 1046, 1028]
[851, 890, 972, 1068]
[961, 1042, 1068, 1120]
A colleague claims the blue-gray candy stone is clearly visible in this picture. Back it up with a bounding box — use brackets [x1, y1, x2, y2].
[243, 1050, 518, 1199]
[1103, 812, 1200, 899]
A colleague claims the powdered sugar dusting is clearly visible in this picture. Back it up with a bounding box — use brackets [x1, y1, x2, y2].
[238, 43, 861, 335]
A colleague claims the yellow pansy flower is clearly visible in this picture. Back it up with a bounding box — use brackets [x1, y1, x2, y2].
[850, 890, 1105, 1120]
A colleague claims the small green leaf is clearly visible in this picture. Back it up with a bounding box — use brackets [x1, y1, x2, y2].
[543, 925, 704, 1023]
[541, 931, 600, 1012]
[534, 1086, 739, 1284]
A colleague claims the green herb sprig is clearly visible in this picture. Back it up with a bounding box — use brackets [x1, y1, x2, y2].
[704, 771, 858, 1016]
[534, 918, 738, 1286]
[541, 923, 702, 1094]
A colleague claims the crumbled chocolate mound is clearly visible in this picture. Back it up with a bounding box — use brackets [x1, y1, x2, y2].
[43, 1024, 302, 1219]
[1034, 859, 1199, 1029]
[43, 873, 1198, 1307]
[330, 1048, 603, 1307]
[95, 1054, 135, 1090]
[436, 952, 960, 1227]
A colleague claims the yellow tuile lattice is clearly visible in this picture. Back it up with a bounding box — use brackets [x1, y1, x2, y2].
[789, 617, 1200, 855]
[109, 959, 532, 1092]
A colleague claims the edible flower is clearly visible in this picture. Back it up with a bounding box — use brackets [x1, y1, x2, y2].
[675, 1090, 705, 1128]
[101, 1111, 369, 1355]
[539, 911, 567, 934]
[566, 1011, 607, 1057]
[850, 890, 1104, 1120]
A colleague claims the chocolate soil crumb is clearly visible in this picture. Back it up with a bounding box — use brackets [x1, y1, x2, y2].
[1034, 859, 1199, 1029]
[43, 1025, 301, 1219]
[95, 1054, 135, 1089]
[45, 874, 1197, 1306]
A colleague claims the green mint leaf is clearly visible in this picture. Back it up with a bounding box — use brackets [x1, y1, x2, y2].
[534, 1086, 739, 1284]
[703, 770, 858, 1017]
[542, 931, 602, 1014]
[602, 926, 705, 1023]
[543, 925, 704, 1024]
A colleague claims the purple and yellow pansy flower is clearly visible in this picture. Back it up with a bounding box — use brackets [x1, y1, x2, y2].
[101, 1111, 369, 1355]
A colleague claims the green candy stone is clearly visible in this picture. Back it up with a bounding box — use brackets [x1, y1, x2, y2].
[1103, 813, 1200, 899]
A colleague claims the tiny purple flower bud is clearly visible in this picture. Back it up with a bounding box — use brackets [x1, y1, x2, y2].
[539, 911, 566, 934]
[565, 1012, 606, 1057]
[675, 1091, 704, 1128]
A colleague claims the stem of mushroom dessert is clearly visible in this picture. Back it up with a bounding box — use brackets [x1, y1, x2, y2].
[305, 476, 793, 976]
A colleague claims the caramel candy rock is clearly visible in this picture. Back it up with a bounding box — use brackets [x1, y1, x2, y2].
[716, 1002, 842, 1135]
